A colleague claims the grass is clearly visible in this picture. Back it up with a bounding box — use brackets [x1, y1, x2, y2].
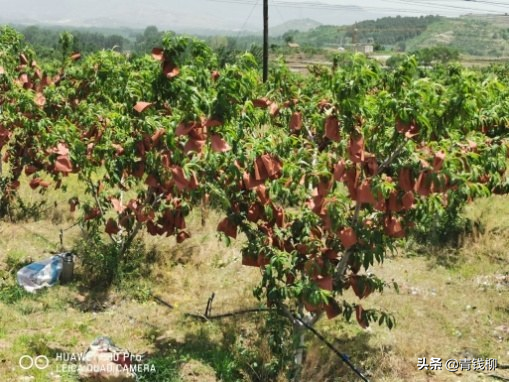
[0, 176, 508, 381]
[301, 197, 509, 381]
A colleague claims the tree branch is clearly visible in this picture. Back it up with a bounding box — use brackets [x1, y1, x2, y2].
[86, 177, 117, 244]
[118, 191, 163, 258]
[334, 139, 408, 283]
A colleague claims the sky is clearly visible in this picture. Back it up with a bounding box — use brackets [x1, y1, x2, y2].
[0, 0, 507, 31]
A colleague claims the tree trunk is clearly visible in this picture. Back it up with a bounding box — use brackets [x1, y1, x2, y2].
[291, 321, 307, 382]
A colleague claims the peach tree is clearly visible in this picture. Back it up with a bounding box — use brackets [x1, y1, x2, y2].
[2, 27, 509, 379]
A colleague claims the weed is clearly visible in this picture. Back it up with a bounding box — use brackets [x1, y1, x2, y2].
[72, 229, 156, 303]
[0, 282, 30, 304]
[11, 198, 49, 222]
[0, 251, 33, 304]
[136, 354, 181, 382]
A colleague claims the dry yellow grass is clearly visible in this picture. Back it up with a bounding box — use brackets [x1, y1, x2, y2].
[0, 181, 508, 381]
[303, 197, 509, 382]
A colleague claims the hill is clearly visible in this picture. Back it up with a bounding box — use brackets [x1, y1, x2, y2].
[405, 15, 509, 57]
[286, 14, 509, 57]
[271, 18, 322, 37]
[283, 15, 443, 49]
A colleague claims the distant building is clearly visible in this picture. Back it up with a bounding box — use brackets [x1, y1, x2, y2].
[288, 42, 300, 49]
[353, 44, 374, 54]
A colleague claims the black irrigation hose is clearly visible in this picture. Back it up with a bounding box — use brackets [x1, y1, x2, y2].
[170, 295, 370, 382]
[291, 314, 370, 382]
[184, 307, 271, 321]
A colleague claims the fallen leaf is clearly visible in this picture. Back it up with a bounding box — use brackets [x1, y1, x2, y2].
[176, 122, 196, 136]
[255, 184, 270, 205]
[177, 231, 191, 243]
[433, 150, 446, 171]
[68, 197, 79, 212]
[29, 178, 42, 189]
[242, 255, 259, 267]
[171, 166, 188, 191]
[242, 172, 264, 190]
[84, 207, 101, 221]
[70, 52, 81, 61]
[54, 155, 72, 173]
[247, 203, 263, 222]
[387, 191, 402, 212]
[402, 191, 415, 210]
[325, 299, 341, 319]
[348, 135, 365, 163]
[110, 198, 125, 213]
[133, 102, 153, 113]
[339, 227, 357, 249]
[151, 47, 164, 61]
[151, 128, 166, 144]
[252, 98, 271, 108]
[19, 53, 28, 65]
[105, 218, 120, 235]
[333, 160, 346, 181]
[289, 112, 302, 132]
[112, 144, 124, 155]
[324, 116, 340, 141]
[210, 134, 231, 152]
[163, 61, 180, 78]
[384, 215, 405, 238]
[204, 119, 223, 127]
[398, 168, 414, 192]
[217, 217, 237, 238]
[24, 165, 37, 176]
[184, 139, 206, 154]
[314, 275, 333, 291]
[51, 142, 70, 156]
[260, 154, 283, 179]
[415, 171, 432, 196]
[357, 179, 376, 205]
[269, 102, 279, 117]
[355, 305, 369, 329]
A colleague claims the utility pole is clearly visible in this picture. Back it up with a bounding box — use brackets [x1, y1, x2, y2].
[263, 0, 268, 82]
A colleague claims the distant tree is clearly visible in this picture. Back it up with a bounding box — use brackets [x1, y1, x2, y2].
[386, 54, 406, 68]
[413, 46, 460, 65]
[58, 31, 74, 65]
[282, 31, 295, 44]
[135, 26, 163, 54]
[396, 42, 406, 52]
[105, 35, 125, 51]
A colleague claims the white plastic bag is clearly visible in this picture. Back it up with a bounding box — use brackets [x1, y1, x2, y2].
[16, 255, 63, 293]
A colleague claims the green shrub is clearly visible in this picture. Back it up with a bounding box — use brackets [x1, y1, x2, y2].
[73, 231, 153, 299]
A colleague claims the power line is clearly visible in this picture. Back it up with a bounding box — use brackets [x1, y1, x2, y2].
[271, 0, 287, 25]
[206, 0, 504, 14]
[379, 0, 508, 13]
[234, 0, 260, 40]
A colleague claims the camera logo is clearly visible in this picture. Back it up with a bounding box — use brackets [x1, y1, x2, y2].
[19, 355, 50, 370]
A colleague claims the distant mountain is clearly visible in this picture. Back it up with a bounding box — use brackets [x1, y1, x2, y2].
[271, 19, 322, 37]
[0, 0, 382, 32]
